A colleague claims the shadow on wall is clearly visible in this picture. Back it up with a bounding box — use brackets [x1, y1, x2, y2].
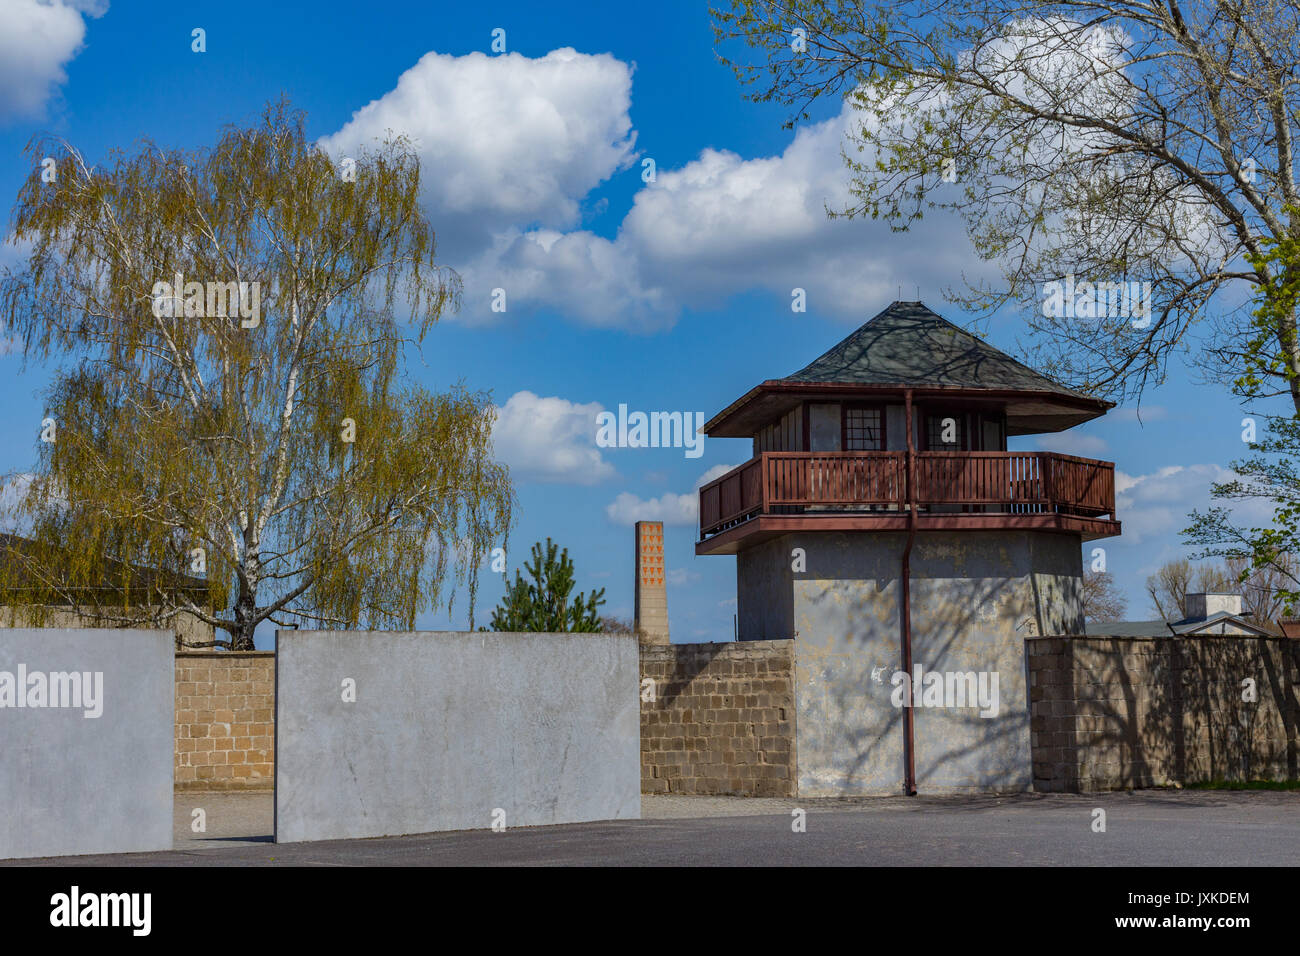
[907, 575, 1033, 792]
[1046, 636, 1300, 789]
[653, 642, 729, 709]
[803, 572, 1034, 793]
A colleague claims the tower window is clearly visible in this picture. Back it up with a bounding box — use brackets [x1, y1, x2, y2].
[842, 405, 884, 450]
[926, 412, 965, 450]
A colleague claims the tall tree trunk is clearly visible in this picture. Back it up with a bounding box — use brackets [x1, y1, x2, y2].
[232, 577, 257, 650]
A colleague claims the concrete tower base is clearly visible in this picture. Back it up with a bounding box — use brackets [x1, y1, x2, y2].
[737, 529, 1084, 795]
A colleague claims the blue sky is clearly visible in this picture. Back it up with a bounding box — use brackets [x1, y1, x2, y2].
[0, 0, 1276, 646]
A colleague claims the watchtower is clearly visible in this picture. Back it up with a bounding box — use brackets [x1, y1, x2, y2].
[697, 302, 1120, 794]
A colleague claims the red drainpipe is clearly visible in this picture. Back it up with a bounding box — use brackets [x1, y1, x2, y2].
[901, 390, 918, 796]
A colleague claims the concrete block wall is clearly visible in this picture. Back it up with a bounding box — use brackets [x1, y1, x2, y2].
[175, 651, 275, 791]
[1, 605, 215, 646]
[1028, 635, 1300, 791]
[640, 640, 796, 796]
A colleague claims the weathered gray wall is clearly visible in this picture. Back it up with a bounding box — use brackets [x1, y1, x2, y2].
[0, 629, 173, 859]
[1030, 635, 1300, 791]
[737, 540, 796, 642]
[275, 630, 640, 843]
[738, 530, 1081, 795]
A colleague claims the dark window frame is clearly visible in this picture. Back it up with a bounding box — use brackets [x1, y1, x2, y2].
[923, 407, 969, 451]
[841, 402, 887, 451]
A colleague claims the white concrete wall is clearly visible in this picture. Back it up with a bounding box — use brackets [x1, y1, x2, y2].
[275, 630, 641, 843]
[739, 530, 1083, 795]
[0, 629, 173, 859]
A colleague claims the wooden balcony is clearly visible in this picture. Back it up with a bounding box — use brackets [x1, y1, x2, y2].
[697, 451, 1119, 554]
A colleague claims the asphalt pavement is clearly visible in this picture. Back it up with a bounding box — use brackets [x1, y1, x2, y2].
[9, 789, 1298, 866]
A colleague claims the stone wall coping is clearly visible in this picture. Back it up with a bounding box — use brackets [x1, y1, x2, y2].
[640, 639, 794, 651]
[175, 650, 276, 658]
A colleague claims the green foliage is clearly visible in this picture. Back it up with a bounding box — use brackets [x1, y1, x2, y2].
[1236, 214, 1300, 403]
[0, 98, 514, 648]
[1182, 215, 1300, 616]
[1184, 414, 1300, 616]
[487, 538, 605, 633]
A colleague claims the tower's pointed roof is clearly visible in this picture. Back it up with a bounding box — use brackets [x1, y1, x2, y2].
[782, 301, 1093, 396]
[705, 301, 1112, 437]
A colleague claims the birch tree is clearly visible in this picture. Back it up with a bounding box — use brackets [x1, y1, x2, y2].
[0, 101, 514, 649]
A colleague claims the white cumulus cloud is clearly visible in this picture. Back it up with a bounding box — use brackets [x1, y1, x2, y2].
[459, 95, 991, 325]
[459, 228, 671, 330]
[318, 48, 636, 260]
[605, 490, 697, 526]
[0, 0, 105, 122]
[490, 390, 614, 485]
[1114, 463, 1270, 545]
[1109, 406, 1169, 424]
[1034, 431, 1109, 456]
[667, 567, 700, 586]
[322, 46, 990, 328]
[605, 464, 740, 526]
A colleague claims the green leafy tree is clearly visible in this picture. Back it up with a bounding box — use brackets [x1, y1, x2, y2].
[1185, 420, 1300, 619]
[711, 1, 1300, 410]
[487, 538, 605, 632]
[0, 99, 514, 649]
[1185, 228, 1300, 612]
[1233, 218, 1300, 408]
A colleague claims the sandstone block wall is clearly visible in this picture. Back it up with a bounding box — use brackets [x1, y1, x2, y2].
[640, 641, 796, 796]
[175, 651, 275, 790]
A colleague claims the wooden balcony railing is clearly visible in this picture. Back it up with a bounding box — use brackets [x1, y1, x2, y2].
[698, 451, 1116, 539]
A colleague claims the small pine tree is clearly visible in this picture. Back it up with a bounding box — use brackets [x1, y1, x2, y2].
[487, 538, 605, 632]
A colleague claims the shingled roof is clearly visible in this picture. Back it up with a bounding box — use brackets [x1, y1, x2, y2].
[781, 301, 1095, 399]
[704, 301, 1113, 437]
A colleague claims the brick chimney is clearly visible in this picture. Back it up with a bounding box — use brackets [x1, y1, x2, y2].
[634, 521, 669, 645]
